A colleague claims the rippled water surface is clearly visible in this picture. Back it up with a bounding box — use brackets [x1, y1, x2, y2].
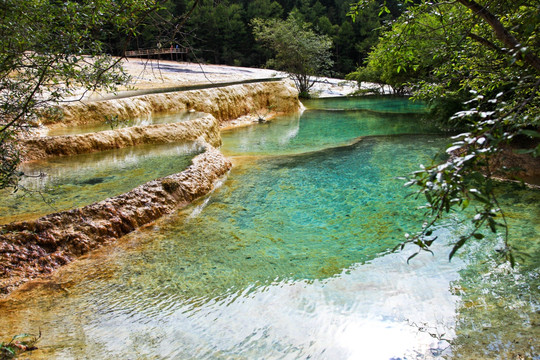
[0, 97, 538, 359]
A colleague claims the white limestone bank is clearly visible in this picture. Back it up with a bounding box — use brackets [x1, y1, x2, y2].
[22, 79, 301, 161]
[22, 114, 221, 161]
[46, 79, 301, 126]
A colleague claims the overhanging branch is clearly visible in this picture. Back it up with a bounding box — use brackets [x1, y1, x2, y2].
[467, 32, 505, 54]
[457, 0, 540, 72]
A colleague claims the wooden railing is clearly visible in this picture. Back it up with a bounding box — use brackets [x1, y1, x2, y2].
[125, 47, 188, 57]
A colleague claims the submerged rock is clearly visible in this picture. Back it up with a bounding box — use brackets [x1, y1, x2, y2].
[0, 145, 232, 296]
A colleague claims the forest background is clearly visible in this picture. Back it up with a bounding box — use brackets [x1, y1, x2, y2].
[109, 0, 402, 78]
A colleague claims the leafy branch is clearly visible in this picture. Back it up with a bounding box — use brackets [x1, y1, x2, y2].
[349, 0, 539, 261]
[0, 0, 165, 192]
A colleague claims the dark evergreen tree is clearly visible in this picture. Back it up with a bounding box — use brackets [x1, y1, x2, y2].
[124, 0, 402, 75]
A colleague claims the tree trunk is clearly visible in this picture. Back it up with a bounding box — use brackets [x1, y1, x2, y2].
[457, 0, 540, 72]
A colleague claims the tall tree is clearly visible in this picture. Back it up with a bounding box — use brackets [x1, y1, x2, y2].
[252, 14, 334, 97]
[334, 20, 356, 74]
[246, 0, 284, 19]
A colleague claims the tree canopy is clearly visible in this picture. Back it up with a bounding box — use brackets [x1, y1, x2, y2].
[158, 0, 401, 76]
[252, 15, 334, 96]
[349, 0, 539, 261]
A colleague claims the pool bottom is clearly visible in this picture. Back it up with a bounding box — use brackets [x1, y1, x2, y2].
[0, 142, 203, 225]
[0, 134, 537, 359]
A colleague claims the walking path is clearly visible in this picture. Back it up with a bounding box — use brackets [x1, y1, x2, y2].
[79, 58, 359, 101]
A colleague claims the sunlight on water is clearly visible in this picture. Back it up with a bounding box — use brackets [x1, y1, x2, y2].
[450, 184, 540, 359]
[0, 97, 537, 359]
[0, 142, 201, 224]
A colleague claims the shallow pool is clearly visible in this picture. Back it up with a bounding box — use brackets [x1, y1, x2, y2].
[0, 142, 201, 224]
[302, 96, 428, 113]
[46, 111, 207, 136]
[0, 98, 537, 359]
[221, 108, 437, 156]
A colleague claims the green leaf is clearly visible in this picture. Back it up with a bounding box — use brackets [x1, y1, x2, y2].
[449, 236, 467, 260]
[472, 233, 484, 239]
[520, 129, 540, 138]
[4, 346, 15, 355]
[509, 251, 515, 267]
[472, 192, 490, 204]
[488, 217, 497, 232]
[392, 242, 406, 252]
[514, 148, 535, 155]
[407, 251, 419, 263]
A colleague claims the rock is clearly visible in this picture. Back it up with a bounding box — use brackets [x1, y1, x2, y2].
[1, 78, 302, 296]
[0, 145, 232, 296]
[21, 115, 220, 161]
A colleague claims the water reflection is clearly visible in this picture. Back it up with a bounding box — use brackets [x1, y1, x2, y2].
[0, 142, 201, 224]
[0, 97, 537, 359]
[221, 109, 438, 156]
[302, 95, 427, 114]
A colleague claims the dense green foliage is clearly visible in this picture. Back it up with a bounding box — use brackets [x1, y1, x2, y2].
[346, 8, 443, 95]
[135, 0, 401, 77]
[252, 15, 333, 96]
[350, 0, 539, 260]
[0, 0, 164, 190]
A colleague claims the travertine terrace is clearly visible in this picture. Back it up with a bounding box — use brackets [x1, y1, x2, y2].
[1, 61, 303, 296]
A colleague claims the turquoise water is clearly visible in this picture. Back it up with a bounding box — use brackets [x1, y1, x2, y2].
[0, 142, 201, 224]
[221, 108, 437, 156]
[0, 98, 537, 359]
[46, 111, 207, 136]
[303, 96, 427, 113]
